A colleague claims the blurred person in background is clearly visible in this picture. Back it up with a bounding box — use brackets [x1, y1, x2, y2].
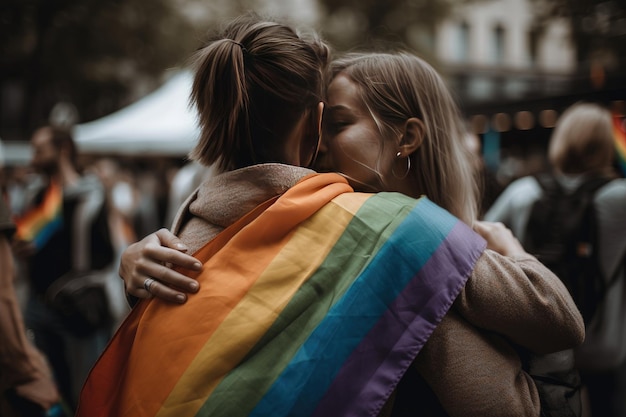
[4, 165, 36, 218]
[133, 167, 167, 239]
[91, 158, 171, 243]
[11, 126, 116, 412]
[485, 102, 626, 417]
[1, 164, 68, 416]
[88, 158, 139, 250]
[0, 204, 68, 417]
[87, 158, 140, 330]
[464, 131, 504, 217]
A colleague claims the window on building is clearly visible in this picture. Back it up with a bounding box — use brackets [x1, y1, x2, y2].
[528, 27, 540, 67]
[455, 21, 470, 62]
[492, 24, 506, 64]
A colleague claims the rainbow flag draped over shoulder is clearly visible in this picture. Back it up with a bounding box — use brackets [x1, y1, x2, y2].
[77, 173, 486, 417]
[13, 181, 63, 249]
[614, 115, 626, 177]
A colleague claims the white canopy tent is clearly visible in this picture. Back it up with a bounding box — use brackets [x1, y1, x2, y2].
[73, 71, 200, 156]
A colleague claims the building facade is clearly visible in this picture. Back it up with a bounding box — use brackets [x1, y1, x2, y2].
[434, 0, 577, 105]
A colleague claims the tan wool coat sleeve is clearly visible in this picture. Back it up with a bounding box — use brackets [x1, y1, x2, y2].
[412, 250, 585, 417]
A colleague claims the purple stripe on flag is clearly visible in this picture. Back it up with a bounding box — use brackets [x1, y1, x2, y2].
[312, 220, 486, 417]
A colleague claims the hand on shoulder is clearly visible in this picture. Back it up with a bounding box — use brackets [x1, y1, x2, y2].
[473, 221, 527, 258]
[119, 228, 203, 304]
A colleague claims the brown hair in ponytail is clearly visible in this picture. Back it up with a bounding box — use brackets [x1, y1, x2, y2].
[189, 14, 330, 171]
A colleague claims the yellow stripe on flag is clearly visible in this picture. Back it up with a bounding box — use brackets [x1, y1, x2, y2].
[157, 194, 371, 416]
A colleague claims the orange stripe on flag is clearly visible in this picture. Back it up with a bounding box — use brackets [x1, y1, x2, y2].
[81, 173, 352, 417]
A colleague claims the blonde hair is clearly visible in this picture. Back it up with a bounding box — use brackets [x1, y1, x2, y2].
[330, 52, 479, 224]
[189, 14, 330, 171]
[548, 102, 615, 175]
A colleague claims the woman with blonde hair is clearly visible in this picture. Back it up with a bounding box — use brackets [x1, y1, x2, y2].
[94, 39, 585, 417]
[316, 52, 478, 224]
[318, 51, 585, 416]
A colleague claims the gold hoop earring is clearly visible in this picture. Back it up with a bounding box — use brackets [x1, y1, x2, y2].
[392, 151, 411, 179]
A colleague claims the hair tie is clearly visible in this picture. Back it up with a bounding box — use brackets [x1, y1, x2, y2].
[224, 39, 247, 53]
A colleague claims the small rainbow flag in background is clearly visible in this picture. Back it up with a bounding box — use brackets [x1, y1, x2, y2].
[14, 181, 63, 249]
[614, 115, 626, 177]
[77, 173, 486, 417]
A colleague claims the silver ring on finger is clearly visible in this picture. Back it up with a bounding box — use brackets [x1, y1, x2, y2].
[143, 277, 156, 293]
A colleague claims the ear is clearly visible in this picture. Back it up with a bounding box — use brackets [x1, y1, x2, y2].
[398, 117, 425, 156]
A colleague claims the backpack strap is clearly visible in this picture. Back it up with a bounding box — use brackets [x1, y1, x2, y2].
[530, 172, 615, 322]
[573, 176, 622, 315]
[72, 185, 106, 271]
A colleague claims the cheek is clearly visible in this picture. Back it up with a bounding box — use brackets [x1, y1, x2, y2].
[328, 128, 386, 187]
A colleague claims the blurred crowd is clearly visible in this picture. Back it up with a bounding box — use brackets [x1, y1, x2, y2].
[0, 127, 213, 416]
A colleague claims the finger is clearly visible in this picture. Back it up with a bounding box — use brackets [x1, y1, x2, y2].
[472, 221, 492, 238]
[143, 279, 188, 304]
[155, 228, 190, 252]
[144, 244, 202, 272]
[136, 259, 200, 293]
[473, 221, 486, 232]
[125, 274, 153, 299]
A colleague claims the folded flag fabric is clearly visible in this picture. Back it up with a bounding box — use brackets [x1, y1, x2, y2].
[77, 173, 486, 417]
[13, 181, 63, 250]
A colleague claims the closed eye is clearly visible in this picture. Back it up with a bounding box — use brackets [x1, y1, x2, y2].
[323, 105, 355, 132]
[323, 120, 350, 134]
